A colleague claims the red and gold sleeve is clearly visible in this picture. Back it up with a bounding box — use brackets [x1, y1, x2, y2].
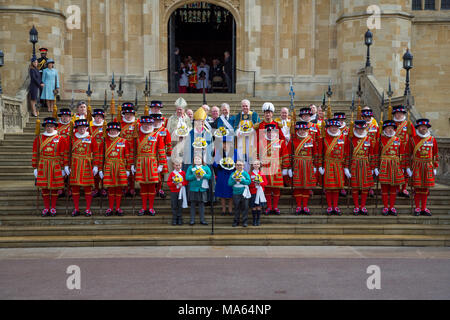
[433, 137, 439, 169]
[157, 135, 168, 174]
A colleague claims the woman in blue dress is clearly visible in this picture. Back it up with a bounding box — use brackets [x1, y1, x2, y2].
[213, 140, 237, 215]
[40, 59, 59, 112]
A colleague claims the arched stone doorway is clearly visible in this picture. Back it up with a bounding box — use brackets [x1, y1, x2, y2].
[166, 1, 237, 93]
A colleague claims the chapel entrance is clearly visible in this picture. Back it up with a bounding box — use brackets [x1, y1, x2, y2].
[168, 2, 236, 93]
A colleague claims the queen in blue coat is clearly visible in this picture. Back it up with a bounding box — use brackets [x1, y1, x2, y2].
[213, 140, 237, 216]
[40, 59, 59, 112]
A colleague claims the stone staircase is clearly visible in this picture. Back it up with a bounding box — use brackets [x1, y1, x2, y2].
[0, 95, 449, 247]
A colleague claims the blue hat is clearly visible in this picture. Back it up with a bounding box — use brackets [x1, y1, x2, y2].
[415, 118, 431, 128]
[93, 109, 105, 117]
[106, 122, 121, 131]
[361, 109, 373, 117]
[392, 105, 407, 114]
[74, 119, 89, 128]
[383, 120, 397, 130]
[46, 59, 55, 65]
[121, 103, 135, 114]
[299, 108, 312, 116]
[58, 108, 71, 116]
[140, 116, 154, 124]
[326, 119, 341, 127]
[31, 57, 37, 63]
[354, 120, 367, 129]
[333, 112, 346, 120]
[42, 117, 58, 128]
[150, 100, 163, 108]
[295, 121, 309, 130]
[151, 113, 163, 121]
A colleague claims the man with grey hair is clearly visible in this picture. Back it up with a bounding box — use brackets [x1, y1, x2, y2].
[210, 106, 220, 129]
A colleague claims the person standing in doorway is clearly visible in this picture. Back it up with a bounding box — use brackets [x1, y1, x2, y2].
[223, 51, 232, 93]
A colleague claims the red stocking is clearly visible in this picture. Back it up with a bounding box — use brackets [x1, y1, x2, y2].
[72, 186, 80, 210]
[272, 188, 280, 209]
[361, 190, 368, 208]
[381, 184, 389, 208]
[141, 184, 148, 210]
[85, 186, 93, 210]
[302, 189, 310, 208]
[42, 189, 50, 210]
[108, 188, 115, 210]
[352, 190, 359, 208]
[389, 185, 398, 209]
[294, 189, 302, 207]
[115, 187, 123, 209]
[50, 190, 58, 209]
[148, 184, 156, 209]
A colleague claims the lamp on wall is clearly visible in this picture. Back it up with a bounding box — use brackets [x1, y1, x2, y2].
[402, 48, 413, 96]
[364, 29, 373, 67]
[29, 26, 38, 59]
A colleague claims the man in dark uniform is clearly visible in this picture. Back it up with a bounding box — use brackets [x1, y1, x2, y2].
[37, 48, 49, 105]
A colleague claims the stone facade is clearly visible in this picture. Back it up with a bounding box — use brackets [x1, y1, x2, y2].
[0, 0, 449, 136]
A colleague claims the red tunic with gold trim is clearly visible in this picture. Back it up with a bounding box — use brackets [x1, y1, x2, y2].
[135, 129, 169, 184]
[366, 122, 379, 142]
[378, 135, 407, 186]
[317, 132, 347, 190]
[120, 119, 139, 159]
[287, 133, 317, 188]
[308, 122, 320, 140]
[409, 134, 439, 188]
[67, 133, 101, 187]
[345, 134, 376, 189]
[91, 123, 105, 148]
[394, 120, 415, 145]
[57, 122, 72, 140]
[99, 136, 131, 188]
[257, 135, 289, 188]
[154, 125, 173, 158]
[32, 133, 66, 190]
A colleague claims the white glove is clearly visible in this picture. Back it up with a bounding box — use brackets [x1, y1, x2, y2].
[93, 166, 99, 176]
[406, 168, 413, 177]
[319, 167, 325, 175]
[374, 168, 379, 176]
[126, 171, 130, 177]
[288, 169, 293, 178]
[282, 169, 288, 176]
[131, 165, 136, 175]
[313, 167, 317, 174]
[167, 156, 171, 163]
[99, 171, 104, 179]
[34, 169, 38, 178]
[157, 165, 163, 173]
[344, 168, 352, 179]
[433, 169, 437, 176]
[62, 170, 66, 177]
[64, 166, 71, 176]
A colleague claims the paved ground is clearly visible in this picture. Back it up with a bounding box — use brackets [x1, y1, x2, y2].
[0, 246, 449, 300]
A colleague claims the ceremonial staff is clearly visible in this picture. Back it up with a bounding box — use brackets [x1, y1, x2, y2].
[117, 77, 123, 122]
[406, 97, 414, 215]
[321, 82, 333, 210]
[144, 76, 150, 116]
[110, 73, 116, 121]
[375, 91, 386, 210]
[288, 79, 296, 215]
[65, 120, 74, 216]
[347, 93, 356, 209]
[86, 77, 93, 132]
[34, 113, 41, 216]
[52, 75, 58, 119]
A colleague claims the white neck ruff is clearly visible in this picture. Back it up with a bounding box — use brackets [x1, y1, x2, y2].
[108, 132, 120, 138]
[75, 132, 89, 139]
[93, 120, 104, 127]
[123, 116, 135, 124]
[43, 131, 58, 137]
[417, 131, 430, 139]
[383, 131, 395, 138]
[140, 126, 153, 134]
[296, 132, 308, 138]
[394, 115, 406, 122]
[353, 129, 368, 139]
[59, 119, 70, 125]
[327, 128, 341, 137]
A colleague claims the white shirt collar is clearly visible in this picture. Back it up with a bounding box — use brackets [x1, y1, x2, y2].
[92, 120, 104, 127]
[394, 115, 406, 122]
[383, 131, 395, 138]
[353, 129, 368, 139]
[108, 132, 120, 138]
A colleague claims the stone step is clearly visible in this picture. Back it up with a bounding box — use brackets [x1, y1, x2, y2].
[2, 204, 450, 216]
[0, 233, 448, 248]
[0, 166, 33, 173]
[2, 214, 448, 226]
[0, 194, 448, 206]
[0, 173, 34, 180]
[1, 223, 448, 237]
